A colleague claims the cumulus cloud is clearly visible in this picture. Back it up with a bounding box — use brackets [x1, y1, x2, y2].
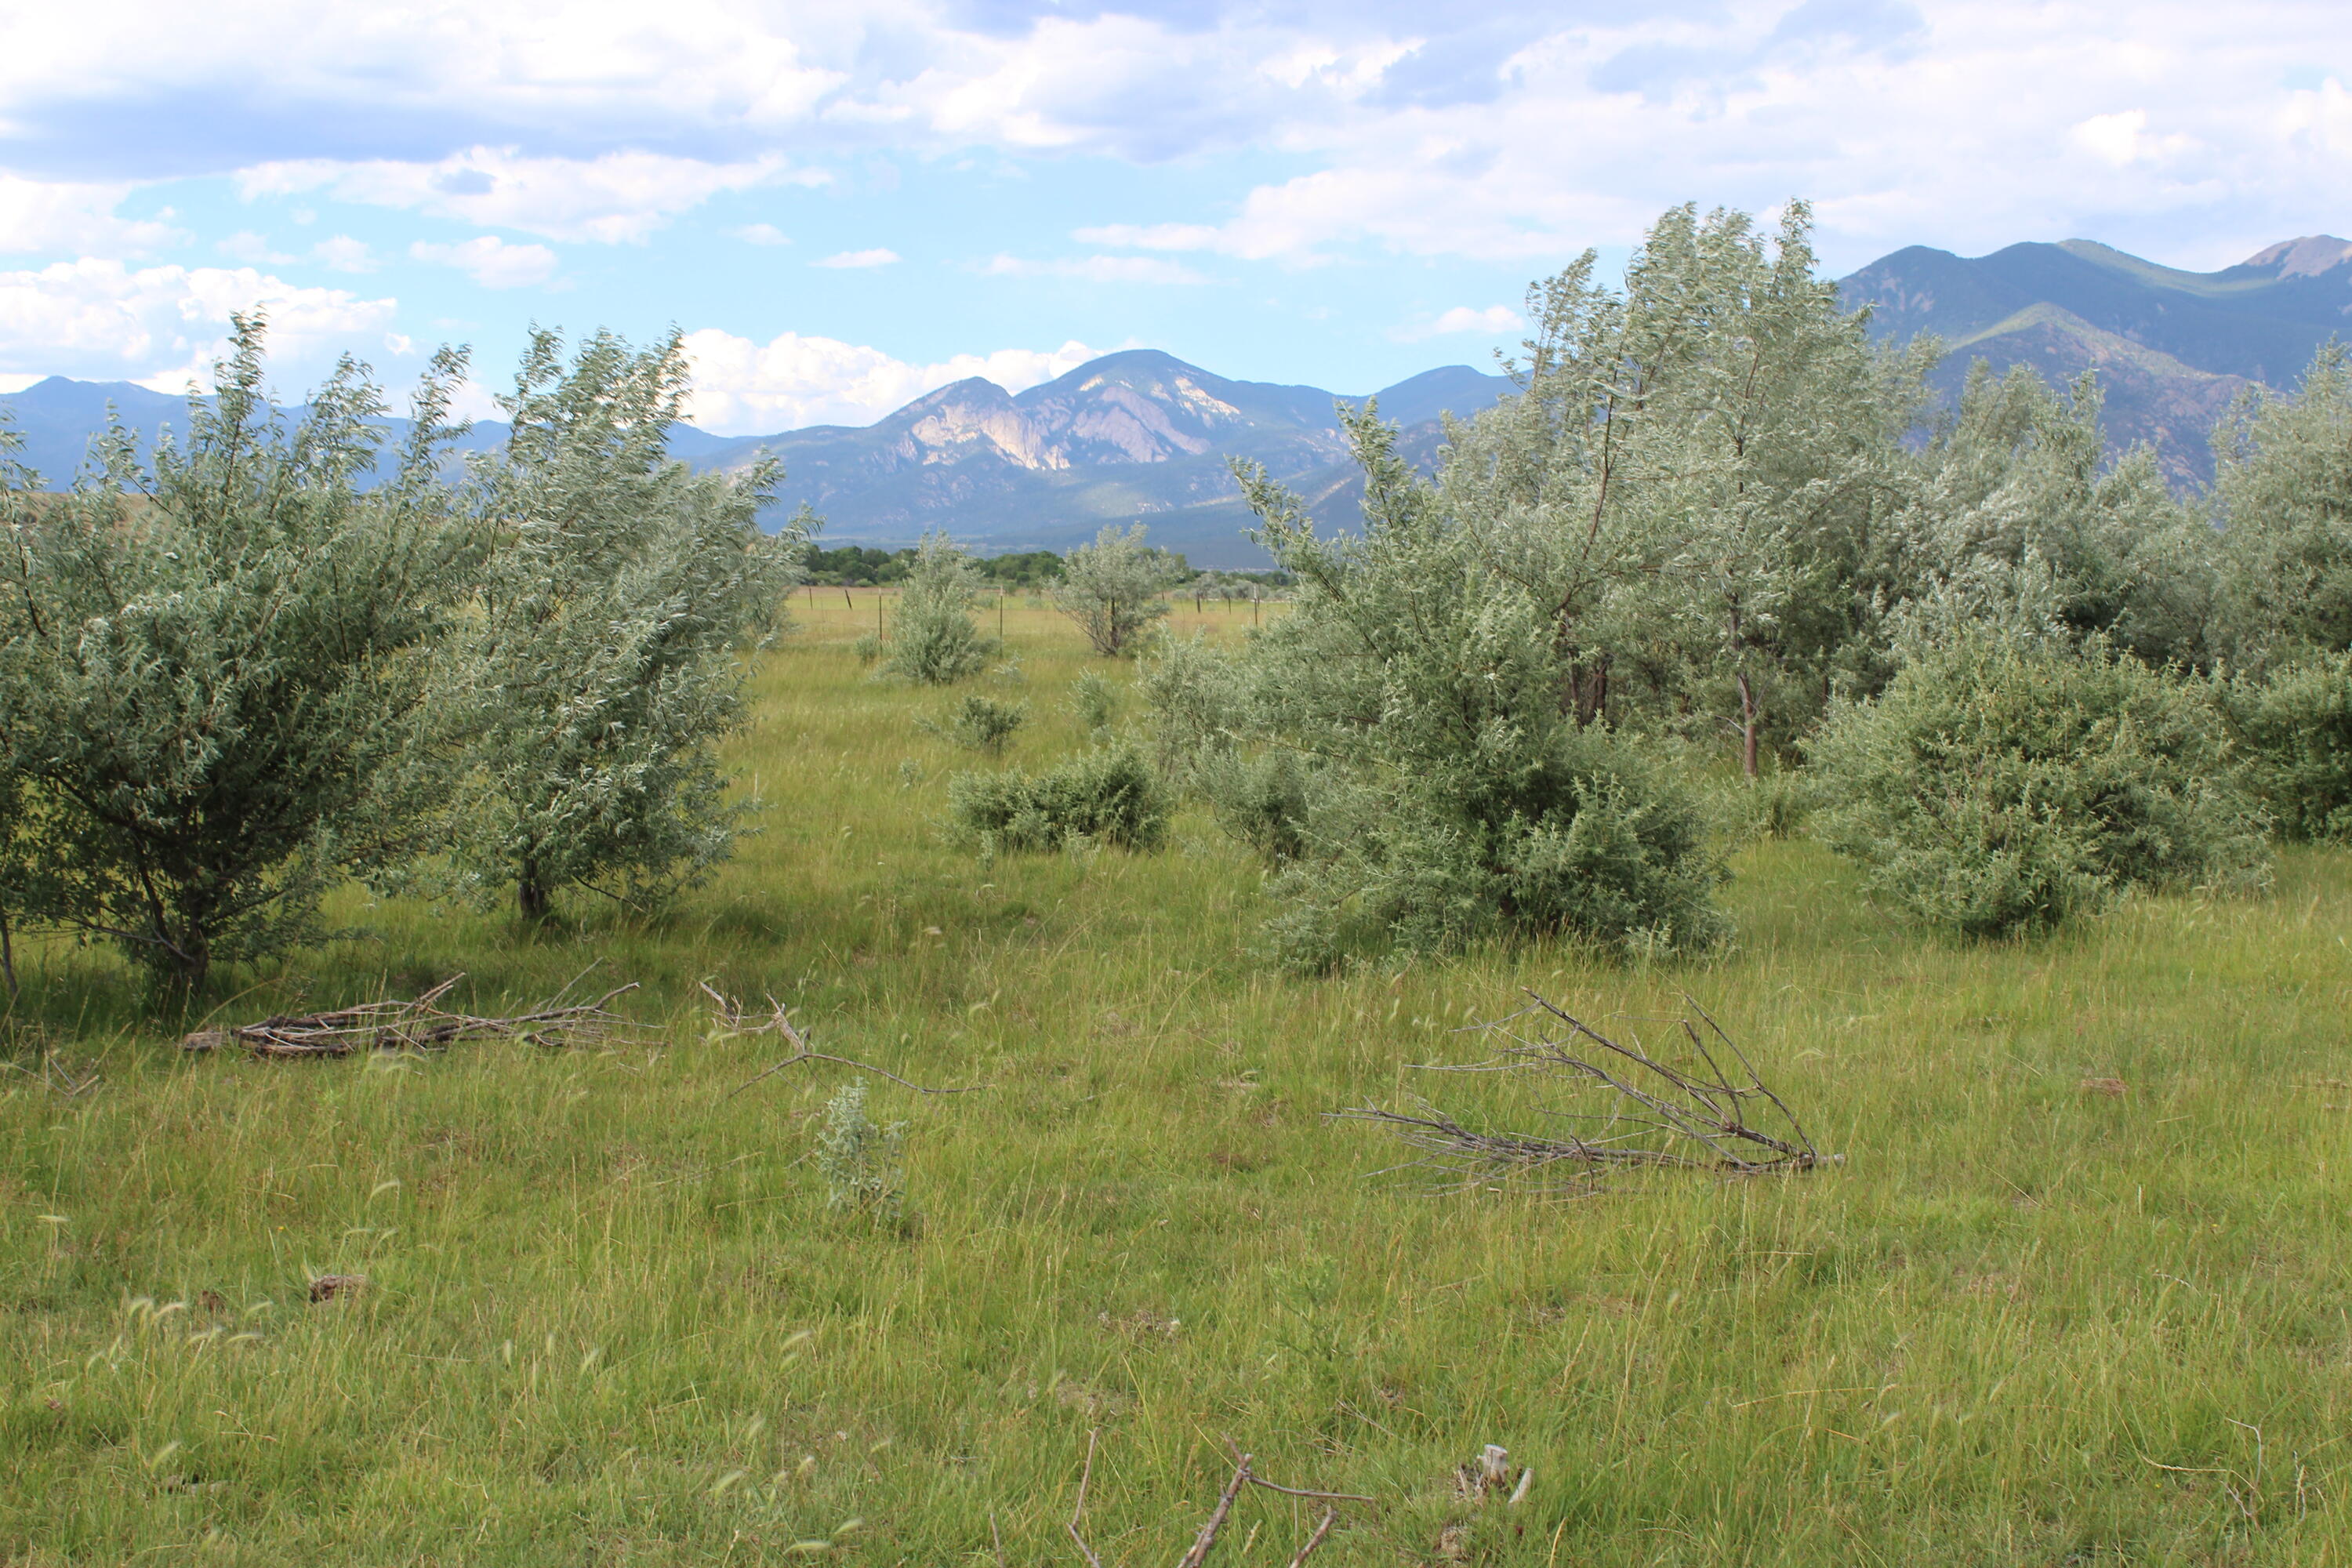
[408, 234, 559, 288]
[3, 2, 2350, 278]
[0, 257, 397, 390]
[0, 176, 182, 256]
[731, 223, 792, 245]
[1392, 304, 1524, 340]
[982, 253, 1208, 284]
[311, 234, 376, 272]
[814, 248, 901, 269]
[678, 328, 1103, 434]
[241, 147, 818, 245]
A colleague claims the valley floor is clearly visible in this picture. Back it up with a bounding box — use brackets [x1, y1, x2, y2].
[3, 595, 2350, 1565]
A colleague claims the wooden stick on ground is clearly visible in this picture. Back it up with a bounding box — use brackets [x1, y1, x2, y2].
[704, 984, 982, 1098]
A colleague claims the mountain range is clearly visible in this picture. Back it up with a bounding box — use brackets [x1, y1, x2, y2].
[8, 233, 2350, 566]
[1838, 234, 2352, 486]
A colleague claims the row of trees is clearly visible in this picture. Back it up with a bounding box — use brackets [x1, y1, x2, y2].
[1138, 201, 2352, 965]
[0, 318, 801, 996]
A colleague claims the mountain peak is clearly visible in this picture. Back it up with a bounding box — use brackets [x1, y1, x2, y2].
[2238, 235, 2352, 278]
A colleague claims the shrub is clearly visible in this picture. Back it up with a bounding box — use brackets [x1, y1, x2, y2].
[1066, 670, 1116, 735]
[1809, 633, 2270, 937]
[884, 532, 996, 684]
[0, 319, 477, 995]
[815, 1080, 905, 1222]
[1202, 408, 1731, 971]
[947, 746, 1169, 855]
[921, 694, 1028, 755]
[1052, 524, 1181, 655]
[2226, 651, 2352, 840]
[1261, 729, 1726, 971]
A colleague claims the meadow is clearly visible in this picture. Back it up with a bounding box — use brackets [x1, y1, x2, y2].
[3, 591, 2350, 1565]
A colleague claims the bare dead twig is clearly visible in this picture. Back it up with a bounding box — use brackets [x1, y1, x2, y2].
[703, 983, 982, 1098]
[180, 975, 649, 1058]
[1330, 991, 1837, 1192]
[1287, 1509, 1337, 1567]
[1065, 1430, 1369, 1566]
[1067, 1428, 1106, 1568]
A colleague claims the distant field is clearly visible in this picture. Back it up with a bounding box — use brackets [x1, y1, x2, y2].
[4, 593, 2350, 1565]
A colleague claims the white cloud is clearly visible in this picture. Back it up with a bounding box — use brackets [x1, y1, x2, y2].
[241, 147, 818, 245]
[679, 328, 1102, 434]
[1392, 304, 1524, 341]
[312, 235, 376, 273]
[0, 257, 397, 389]
[408, 235, 558, 289]
[0, 176, 183, 256]
[983, 253, 1208, 284]
[813, 248, 901, 269]
[216, 230, 294, 264]
[731, 223, 792, 245]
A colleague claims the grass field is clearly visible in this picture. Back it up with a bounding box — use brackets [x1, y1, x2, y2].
[5, 590, 2352, 1565]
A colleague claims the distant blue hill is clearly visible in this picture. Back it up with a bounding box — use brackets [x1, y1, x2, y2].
[1838, 234, 2352, 485]
[2, 354, 1515, 568]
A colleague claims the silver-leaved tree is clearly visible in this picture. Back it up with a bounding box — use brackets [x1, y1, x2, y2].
[0, 316, 478, 996]
[456, 327, 805, 920]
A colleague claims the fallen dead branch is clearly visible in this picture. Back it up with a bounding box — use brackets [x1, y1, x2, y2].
[704, 983, 982, 1098]
[1067, 1428, 1370, 1567]
[1330, 992, 1835, 1192]
[181, 974, 648, 1058]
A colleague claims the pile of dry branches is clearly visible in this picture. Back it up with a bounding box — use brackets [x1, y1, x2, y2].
[1063, 1431, 1370, 1568]
[181, 975, 648, 1058]
[1332, 993, 1834, 1192]
[703, 983, 979, 1098]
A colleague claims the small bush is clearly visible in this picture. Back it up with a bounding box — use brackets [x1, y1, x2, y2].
[1067, 670, 1117, 735]
[920, 694, 1029, 755]
[2226, 652, 2352, 841]
[884, 532, 997, 684]
[1262, 731, 1728, 972]
[1194, 749, 1312, 862]
[947, 745, 1169, 855]
[1810, 633, 2271, 937]
[816, 1080, 906, 1222]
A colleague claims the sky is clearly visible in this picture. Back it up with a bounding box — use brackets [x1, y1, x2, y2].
[2, 0, 2350, 435]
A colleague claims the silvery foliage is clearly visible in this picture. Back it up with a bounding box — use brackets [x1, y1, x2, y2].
[456, 328, 805, 919]
[0, 316, 477, 993]
[1052, 523, 1182, 656]
[1204, 404, 1726, 972]
[2209, 342, 2352, 668]
[816, 1080, 906, 1221]
[1435, 201, 1929, 772]
[1811, 630, 2269, 938]
[1881, 363, 2216, 672]
[883, 531, 996, 684]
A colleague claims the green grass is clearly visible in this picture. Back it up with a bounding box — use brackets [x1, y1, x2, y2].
[5, 592, 2352, 1564]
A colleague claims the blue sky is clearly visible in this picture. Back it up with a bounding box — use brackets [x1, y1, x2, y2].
[3, 0, 2350, 434]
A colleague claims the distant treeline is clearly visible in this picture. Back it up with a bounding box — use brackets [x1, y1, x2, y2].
[803, 542, 1290, 593]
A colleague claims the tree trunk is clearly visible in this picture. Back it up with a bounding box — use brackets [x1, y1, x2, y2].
[1737, 670, 1760, 779]
[518, 872, 553, 922]
[0, 903, 16, 1001]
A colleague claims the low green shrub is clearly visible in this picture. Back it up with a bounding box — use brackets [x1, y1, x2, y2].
[1810, 633, 2270, 937]
[2225, 652, 2352, 841]
[1066, 669, 1117, 735]
[884, 533, 997, 684]
[920, 694, 1029, 755]
[815, 1080, 906, 1224]
[1261, 730, 1728, 972]
[947, 745, 1169, 855]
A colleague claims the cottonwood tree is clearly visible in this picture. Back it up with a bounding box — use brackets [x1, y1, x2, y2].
[456, 328, 804, 920]
[0, 318, 477, 996]
[1052, 523, 1181, 655]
